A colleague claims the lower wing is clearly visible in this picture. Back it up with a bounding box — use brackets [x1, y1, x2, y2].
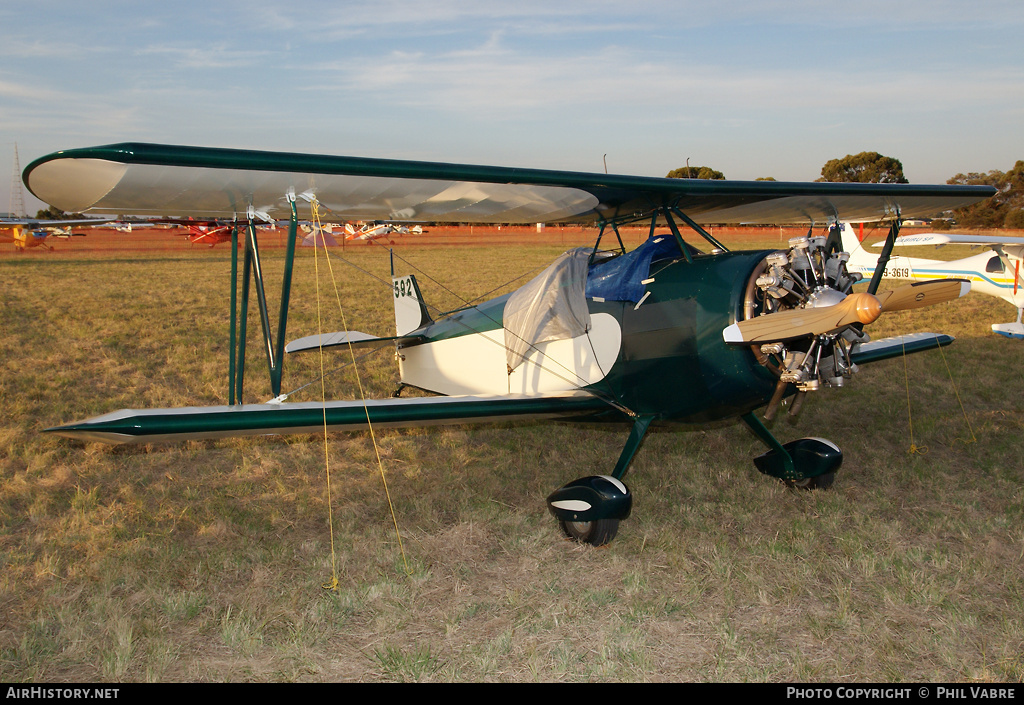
[44, 391, 614, 445]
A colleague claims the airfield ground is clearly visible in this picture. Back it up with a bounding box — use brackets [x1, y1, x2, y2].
[2, 228, 1022, 682]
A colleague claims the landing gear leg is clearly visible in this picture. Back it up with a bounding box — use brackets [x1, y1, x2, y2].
[547, 416, 653, 546]
[741, 412, 842, 488]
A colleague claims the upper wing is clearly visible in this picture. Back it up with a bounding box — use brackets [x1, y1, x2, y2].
[24, 143, 996, 226]
[878, 233, 1024, 248]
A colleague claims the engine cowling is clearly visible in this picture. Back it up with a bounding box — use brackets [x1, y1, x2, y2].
[741, 232, 866, 399]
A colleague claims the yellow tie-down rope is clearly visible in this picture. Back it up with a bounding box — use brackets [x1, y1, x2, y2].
[901, 337, 926, 456]
[901, 333, 977, 456]
[308, 200, 410, 588]
[932, 334, 977, 447]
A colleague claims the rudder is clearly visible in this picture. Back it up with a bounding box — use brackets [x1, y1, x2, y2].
[393, 274, 433, 336]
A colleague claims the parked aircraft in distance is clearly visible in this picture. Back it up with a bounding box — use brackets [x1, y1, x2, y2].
[0, 216, 111, 251]
[345, 221, 424, 241]
[838, 223, 1024, 340]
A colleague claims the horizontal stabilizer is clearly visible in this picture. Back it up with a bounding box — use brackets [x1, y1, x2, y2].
[285, 330, 424, 354]
[849, 332, 954, 365]
[44, 391, 613, 445]
[992, 322, 1024, 340]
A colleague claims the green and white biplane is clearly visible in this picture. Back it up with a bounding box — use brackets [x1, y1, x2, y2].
[24, 143, 996, 545]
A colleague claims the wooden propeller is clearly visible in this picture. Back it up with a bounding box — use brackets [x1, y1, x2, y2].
[723, 279, 970, 344]
[873, 278, 971, 311]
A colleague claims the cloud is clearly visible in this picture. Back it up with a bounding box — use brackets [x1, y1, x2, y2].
[0, 78, 70, 103]
[303, 38, 1024, 122]
[4, 0, 1022, 187]
[243, 0, 1024, 37]
[135, 44, 270, 70]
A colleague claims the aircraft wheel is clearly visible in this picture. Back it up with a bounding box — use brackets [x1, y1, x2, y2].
[786, 472, 835, 491]
[559, 518, 619, 546]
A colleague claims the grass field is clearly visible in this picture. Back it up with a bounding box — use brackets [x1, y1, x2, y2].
[1, 229, 1023, 682]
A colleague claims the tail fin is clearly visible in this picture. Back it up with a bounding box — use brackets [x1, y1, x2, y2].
[393, 274, 433, 336]
[830, 222, 877, 270]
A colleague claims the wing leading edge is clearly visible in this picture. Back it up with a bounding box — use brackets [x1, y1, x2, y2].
[24, 143, 996, 226]
[44, 391, 615, 445]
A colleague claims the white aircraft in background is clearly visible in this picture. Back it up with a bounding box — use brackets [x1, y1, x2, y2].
[836, 223, 1024, 340]
[94, 221, 135, 232]
[344, 221, 423, 241]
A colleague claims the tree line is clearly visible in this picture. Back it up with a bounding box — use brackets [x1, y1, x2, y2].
[667, 151, 1022, 228]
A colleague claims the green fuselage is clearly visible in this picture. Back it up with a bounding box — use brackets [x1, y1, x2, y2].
[47, 250, 783, 445]
[412, 250, 779, 424]
[593, 250, 778, 422]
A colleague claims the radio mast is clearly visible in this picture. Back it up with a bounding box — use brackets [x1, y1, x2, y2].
[9, 143, 26, 218]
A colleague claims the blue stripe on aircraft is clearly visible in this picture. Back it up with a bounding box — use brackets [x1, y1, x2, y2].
[854, 264, 1016, 291]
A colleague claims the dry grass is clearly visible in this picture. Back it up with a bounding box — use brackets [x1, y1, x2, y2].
[1, 231, 1023, 682]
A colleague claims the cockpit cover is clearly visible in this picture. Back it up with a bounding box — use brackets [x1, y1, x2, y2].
[503, 248, 591, 372]
[585, 235, 682, 303]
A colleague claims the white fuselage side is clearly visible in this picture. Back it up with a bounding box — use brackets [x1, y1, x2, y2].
[838, 225, 1024, 337]
[847, 248, 1024, 309]
[398, 312, 622, 396]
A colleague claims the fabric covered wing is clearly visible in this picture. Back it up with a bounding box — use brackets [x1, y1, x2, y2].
[25, 143, 996, 226]
[25, 156, 598, 224]
[44, 391, 612, 445]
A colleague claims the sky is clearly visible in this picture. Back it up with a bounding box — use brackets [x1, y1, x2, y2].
[3, 0, 1023, 215]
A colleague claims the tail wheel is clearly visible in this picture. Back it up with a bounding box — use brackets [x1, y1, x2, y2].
[559, 519, 619, 546]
